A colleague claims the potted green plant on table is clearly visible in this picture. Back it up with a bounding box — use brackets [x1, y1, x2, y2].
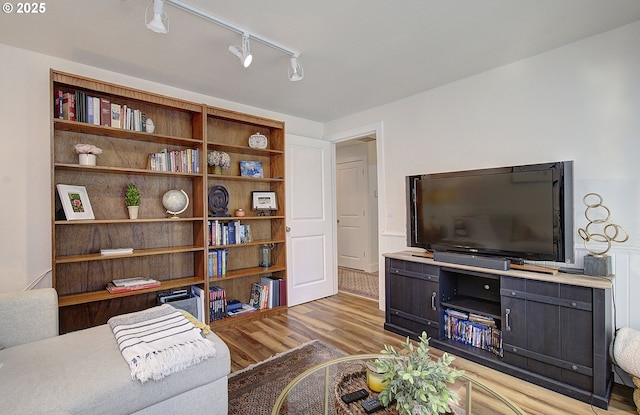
[125, 183, 141, 219]
[372, 331, 464, 415]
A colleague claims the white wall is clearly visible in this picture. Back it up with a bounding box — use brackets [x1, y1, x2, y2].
[326, 21, 640, 330]
[0, 43, 323, 293]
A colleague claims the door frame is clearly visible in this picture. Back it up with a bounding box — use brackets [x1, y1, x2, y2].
[325, 121, 385, 306]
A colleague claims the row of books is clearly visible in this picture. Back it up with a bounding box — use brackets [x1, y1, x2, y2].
[148, 148, 201, 173]
[209, 286, 227, 322]
[208, 249, 229, 277]
[250, 276, 286, 310]
[444, 308, 503, 357]
[208, 219, 252, 246]
[106, 277, 160, 293]
[55, 90, 149, 132]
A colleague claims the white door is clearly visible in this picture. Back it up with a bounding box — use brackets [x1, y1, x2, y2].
[286, 134, 335, 306]
[337, 159, 368, 270]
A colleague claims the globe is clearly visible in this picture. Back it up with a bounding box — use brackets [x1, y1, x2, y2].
[162, 189, 189, 217]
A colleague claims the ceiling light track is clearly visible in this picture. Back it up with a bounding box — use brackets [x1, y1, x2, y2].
[149, 0, 303, 80]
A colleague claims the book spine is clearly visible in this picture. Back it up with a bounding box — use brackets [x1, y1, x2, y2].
[100, 98, 110, 126]
[55, 90, 63, 119]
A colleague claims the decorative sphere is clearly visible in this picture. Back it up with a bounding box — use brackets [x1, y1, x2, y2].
[162, 189, 189, 217]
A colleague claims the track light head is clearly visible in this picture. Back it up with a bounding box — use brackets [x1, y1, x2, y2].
[288, 55, 304, 81]
[145, 0, 168, 34]
[229, 34, 252, 68]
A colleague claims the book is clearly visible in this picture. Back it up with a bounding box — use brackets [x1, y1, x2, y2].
[55, 90, 63, 119]
[100, 98, 111, 126]
[226, 299, 242, 312]
[260, 284, 269, 309]
[106, 279, 160, 293]
[249, 283, 263, 309]
[112, 277, 158, 287]
[110, 103, 121, 128]
[228, 303, 257, 316]
[100, 248, 134, 256]
[279, 278, 287, 306]
[92, 97, 101, 125]
[75, 91, 85, 123]
[62, 92, 75, 121]
[86, 95, 94, 124]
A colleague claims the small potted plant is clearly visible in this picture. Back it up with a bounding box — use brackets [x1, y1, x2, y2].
[207, 150, 231, 175]
[125, 183, 141, 219]
[372, 331, 464, 415]
[74, 143, 102, 166]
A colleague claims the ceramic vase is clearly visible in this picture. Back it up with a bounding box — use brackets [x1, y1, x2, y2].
[127, 206, 139, 220]
[79, 154, 97, 166]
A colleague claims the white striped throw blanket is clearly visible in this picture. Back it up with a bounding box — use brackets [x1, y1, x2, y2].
[108, 304, 216, 383]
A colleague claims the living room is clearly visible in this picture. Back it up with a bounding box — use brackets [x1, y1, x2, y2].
[1, 2, 639, 415]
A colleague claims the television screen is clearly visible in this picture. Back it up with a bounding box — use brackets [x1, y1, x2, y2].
[407, 161, 573, 262]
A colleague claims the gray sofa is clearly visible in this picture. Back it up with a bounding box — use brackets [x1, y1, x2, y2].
[0, 288, 230, 415]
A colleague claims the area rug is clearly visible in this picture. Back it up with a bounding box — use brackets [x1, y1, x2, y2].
[228, 340, 347, 414]
[338, 266, 379, 299]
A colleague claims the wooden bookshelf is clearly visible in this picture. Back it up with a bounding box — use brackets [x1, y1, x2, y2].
[50, 70, 287, 332]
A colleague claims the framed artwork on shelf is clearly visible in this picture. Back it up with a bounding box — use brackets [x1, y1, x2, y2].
[252, 191, 277, 211]
[56, 184, 95, 220]
[240, 161, 264, 178]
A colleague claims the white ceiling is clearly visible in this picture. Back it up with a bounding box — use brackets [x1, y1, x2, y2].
[2, 0, 640, 122]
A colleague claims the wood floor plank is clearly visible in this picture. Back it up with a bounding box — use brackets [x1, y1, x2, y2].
[215, 292, 637, 415]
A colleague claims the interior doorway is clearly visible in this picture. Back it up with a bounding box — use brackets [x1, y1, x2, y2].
[336, 136, 379, 273]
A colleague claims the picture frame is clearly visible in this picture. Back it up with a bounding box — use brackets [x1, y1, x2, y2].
[57, 184, 95, 220]
[252, 191, 277, 211]
[240, 161, 264, 178]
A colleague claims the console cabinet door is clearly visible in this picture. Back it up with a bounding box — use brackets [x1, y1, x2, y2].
[501, 276, 594, 392]
[385, 258, 439, 339]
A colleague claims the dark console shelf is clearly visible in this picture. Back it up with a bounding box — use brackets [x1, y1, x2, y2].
[384, 251, 614, 410]
[441, 298, 501, 320]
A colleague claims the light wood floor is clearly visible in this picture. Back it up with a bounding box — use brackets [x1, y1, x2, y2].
[215, 292, 637, 415]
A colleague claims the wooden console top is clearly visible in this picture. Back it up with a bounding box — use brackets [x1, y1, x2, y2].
[384, 251, 613, 290]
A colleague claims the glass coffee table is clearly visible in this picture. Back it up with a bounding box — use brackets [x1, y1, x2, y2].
[272, 354, 527, 415]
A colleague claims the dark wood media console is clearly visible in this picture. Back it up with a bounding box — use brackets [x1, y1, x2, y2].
[384, 251, 614, 409]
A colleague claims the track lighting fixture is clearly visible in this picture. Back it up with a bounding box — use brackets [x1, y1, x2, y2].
[228, 34, 253, 68]
[146, 0, 303, 80]
[145, 0, 168, 34]
[288, 55, 304, 81]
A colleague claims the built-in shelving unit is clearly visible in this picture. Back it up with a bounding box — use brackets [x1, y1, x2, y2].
[50, 70, 287, 333]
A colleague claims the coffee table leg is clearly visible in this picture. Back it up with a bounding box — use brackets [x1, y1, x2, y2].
[324, 366, 330, 415]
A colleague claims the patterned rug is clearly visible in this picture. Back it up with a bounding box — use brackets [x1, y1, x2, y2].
[228, 340, 468, 415]
[228, 340, 347, 415]
[338, 267, 379, 300]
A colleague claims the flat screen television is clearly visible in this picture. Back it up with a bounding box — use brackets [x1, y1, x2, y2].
[407, 161, 574, 263]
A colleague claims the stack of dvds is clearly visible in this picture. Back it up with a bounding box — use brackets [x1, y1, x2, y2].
[444, 309, 502, 357]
